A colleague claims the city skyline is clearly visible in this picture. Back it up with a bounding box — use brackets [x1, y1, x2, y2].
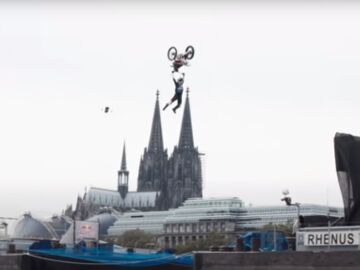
[1, 1, 360, 218]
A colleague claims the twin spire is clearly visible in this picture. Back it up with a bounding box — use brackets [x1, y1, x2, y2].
[148, 89, 194, 152]
[121, 89, 194, 163]
[118, 89, 196, 199]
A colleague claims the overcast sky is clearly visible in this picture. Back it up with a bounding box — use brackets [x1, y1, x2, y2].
[1, 1, 359, 219]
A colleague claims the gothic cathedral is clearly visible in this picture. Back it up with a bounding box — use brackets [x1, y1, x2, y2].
[137, 90, 203, 210]
[79, 90, 203, 217]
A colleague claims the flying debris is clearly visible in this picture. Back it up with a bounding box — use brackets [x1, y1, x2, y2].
[101, 106, 112, 113]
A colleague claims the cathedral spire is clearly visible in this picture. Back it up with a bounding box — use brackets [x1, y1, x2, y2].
[121, 142, 127, 170]
[118, 142, 129, 198]
[178, 88, 194, 149]
[148, 90, 164, 153]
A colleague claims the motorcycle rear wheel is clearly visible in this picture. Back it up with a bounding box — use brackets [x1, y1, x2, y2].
[167, 47, 177, 60]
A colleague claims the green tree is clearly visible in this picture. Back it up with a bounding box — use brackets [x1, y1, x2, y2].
[202, 231, 228, 247]
[174, 232, 228, 253]
[113, 229, 156, 248]
[261, 222, 293, 237]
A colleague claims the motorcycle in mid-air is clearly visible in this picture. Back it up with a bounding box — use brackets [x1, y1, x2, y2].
[167, 45, 195, 71]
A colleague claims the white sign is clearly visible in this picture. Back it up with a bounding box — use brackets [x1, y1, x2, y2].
[304, 231, 360, 246]
[75, 221, 99, 242]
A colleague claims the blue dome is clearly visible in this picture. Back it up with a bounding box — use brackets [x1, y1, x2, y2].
[11, 213, 57, 240]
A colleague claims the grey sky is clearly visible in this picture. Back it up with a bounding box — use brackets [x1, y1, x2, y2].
[1, 1, 359, 218]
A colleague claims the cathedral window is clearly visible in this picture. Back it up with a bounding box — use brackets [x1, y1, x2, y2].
[177, 166, 182, 178]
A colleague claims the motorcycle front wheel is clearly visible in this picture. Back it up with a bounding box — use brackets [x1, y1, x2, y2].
[185, 45, 195, 60]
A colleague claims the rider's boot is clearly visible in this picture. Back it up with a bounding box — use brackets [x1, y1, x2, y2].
[163, 103, 169, 111]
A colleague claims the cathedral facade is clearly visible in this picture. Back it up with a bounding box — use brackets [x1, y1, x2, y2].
[79, 90, 202, 216]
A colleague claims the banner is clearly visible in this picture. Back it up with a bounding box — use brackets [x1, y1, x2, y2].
[75, 221, 99, 243]
[304, 230, 360, 246]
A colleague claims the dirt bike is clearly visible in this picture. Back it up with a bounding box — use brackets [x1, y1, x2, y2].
[167, 46, 195, 70]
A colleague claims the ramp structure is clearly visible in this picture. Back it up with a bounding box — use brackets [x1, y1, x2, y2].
[334, 132, 360, 225]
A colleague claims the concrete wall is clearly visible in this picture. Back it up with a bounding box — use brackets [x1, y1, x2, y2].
[194, 251, 360, 270]
[0, 255, 22, 270]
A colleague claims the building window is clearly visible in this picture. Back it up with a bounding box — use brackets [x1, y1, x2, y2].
[192, 224, 197, 233]
[214, 222, 218, 232]
[179, 224, 184, 233]
[206, 223, 211, 232]
[173, 224, 178, 233]
[221, 222, 225, 232]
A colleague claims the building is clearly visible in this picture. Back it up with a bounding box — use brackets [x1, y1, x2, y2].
[75, 90, 203, 218]
[162, 197, 244, 247]
[107, 197, 344, 248]
[239, 204, 343, 228]
[107, 210, 170, 237]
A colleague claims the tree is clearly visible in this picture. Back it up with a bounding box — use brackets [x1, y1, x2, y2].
[261, 222, 293, 237]
[113, 229, 156, 248]
[202, 231, 228, 247]
[174, 232, 228, 254]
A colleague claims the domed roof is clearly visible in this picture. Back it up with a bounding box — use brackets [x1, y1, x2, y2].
[86, 212, 117, 235]
[11, 213, 58, 240]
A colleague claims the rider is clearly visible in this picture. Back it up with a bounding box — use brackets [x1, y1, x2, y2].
[163, 71, 185, 113]
[172, 54, 187, 72]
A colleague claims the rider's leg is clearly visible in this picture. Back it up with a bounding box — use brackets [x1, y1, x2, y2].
[172, 95, 183, 113]
[163, 95, 177, 111]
